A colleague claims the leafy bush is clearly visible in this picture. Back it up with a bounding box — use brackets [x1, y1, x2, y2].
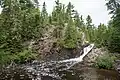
[0, 49, 37, 65]
[64, 39, 77, 48]
[95, 53, 116, 69]
[56, 39, 65, 47]
[0, 50, 12, 64]
[13, 49, 37, 63]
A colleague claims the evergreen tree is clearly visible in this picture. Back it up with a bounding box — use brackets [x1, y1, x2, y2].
[0, 0, 41, 52]
[86, 15, 92, 28]
[65, 2, 74, 22]
[84, 15, 93, 42]
[52, 0, 66, 38]
[106, 0, 120, 52]
[52, 0, 61, 23]
[64, 18, 77, 48]
[74, 11, 81, 28]
[96, 23, 108, 47]
[79, 15, 85, 31]
[40, 2, 48, 26]
[106, 0, 120, 14]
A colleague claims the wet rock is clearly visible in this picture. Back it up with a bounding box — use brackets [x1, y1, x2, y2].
[84, 48, 107, 63]
[115, 60, 120, 74]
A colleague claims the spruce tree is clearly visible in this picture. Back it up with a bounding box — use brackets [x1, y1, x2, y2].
[106, 0, 120, 52]
[96, 23, 108, 47]
[74, 11, 81, 28]
[40, 2, 48, 26]
[64, 18, 77, 48]
[52, 0, 61, 23]
[86, 15, 92, 28]
[65, 2, 74, 23]
[85, 15, 93, 42]
[52, 0, 66, 38]
[0, 0, 41, 52]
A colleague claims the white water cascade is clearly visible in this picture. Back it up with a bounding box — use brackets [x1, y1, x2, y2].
[57, 43, 94, 70]
[58, 44, 94, 63]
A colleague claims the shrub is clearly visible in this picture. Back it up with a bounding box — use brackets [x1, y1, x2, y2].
[0, 50, 12, 64]
[0, 49, 37, 65]
[95, 53, 116, 69]
[13, 49, 37, 63]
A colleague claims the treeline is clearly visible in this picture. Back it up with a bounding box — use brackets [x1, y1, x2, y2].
[0, 0, 120, 64]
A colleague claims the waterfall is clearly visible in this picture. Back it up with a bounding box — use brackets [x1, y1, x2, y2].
[58, 44, 94, 63]
[21, 44, 94, 79]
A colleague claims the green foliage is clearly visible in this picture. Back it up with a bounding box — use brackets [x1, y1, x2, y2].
[56, 39, 65, 47]
[0, 0, 41, 64]
[52, 0, 64, 24]
[64, 18, 77, 48]
[13, 49, 37, 63]
[0, 49, 37, 64]
[95, 53, 116, 69]
[106, 0, 120, 14]
[0, 0, 41, 53]
[86, 15, 92, 28]
[51, 0, 66, 38]
[65, 2, 74, 22]
[106, 0, 120, 53]
[95, 24, 109, 47]
[74, 11, 81, 28]
[108, 27, 120, 52]
[40, 2, 48, 26]
[82, 22, 109, 48]
[0, 50, 11, 64]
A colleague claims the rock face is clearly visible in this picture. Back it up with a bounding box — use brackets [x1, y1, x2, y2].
[33, 25, 58, 59]
[33, 25, 83, 61]
[84, 48, 107, 63]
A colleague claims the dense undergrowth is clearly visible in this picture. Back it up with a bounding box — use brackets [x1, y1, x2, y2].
[0, 49, 37, 65]
[94, 53, 117, 70]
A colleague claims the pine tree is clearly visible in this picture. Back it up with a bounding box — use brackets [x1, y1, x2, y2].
[65, 2, 74, 22]
[0, 0, 41, 52]
[40, 2, 48, 26]
[106, 0, 120, 52]
[96, 23, 108, 47]
[64, 18, 77, 48]
[85, 15, 93, 42]
[51, 0, 66, 38]
[79, 15, 85, 31]
[106, 0, 120, 14]
[74, 11, 81, 28]
[52, 0, 61, 23]
[86, 15, 92, 28]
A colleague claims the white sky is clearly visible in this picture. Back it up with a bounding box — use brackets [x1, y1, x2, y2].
[0, 0, 111, 26]
[39, 0, 111, 26]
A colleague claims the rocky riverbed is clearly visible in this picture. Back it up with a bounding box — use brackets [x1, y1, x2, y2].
[0, 60, 119, 80]
[0, 46, 120, 80]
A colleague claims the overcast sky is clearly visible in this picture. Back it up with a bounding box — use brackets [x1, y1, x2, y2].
[39, 0, 111, 26]
[0, 0, 111, 26]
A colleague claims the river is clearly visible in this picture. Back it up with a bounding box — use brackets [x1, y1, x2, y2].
[0, 44, 119, 80]
[0, 62, 119, 80]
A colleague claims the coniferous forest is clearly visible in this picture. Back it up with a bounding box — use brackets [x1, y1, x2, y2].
[0, 0, 120, 79]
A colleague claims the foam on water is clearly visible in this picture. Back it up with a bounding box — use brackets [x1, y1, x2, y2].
[58, 44, 94, 63]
